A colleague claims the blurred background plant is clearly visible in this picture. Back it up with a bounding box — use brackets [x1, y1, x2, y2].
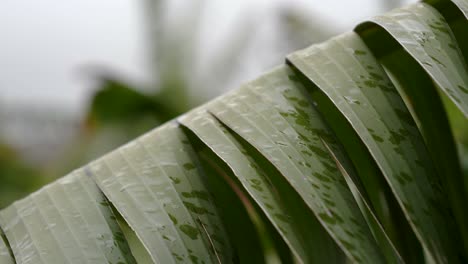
[1, 0, 466, 208]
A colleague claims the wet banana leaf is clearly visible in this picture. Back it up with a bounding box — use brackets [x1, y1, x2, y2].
[207, 66, 385, 263]
[191, 144, 268, 264]
[424, 0, 468, 69]
[321, 139, 403, 263]
[0, 172, 136, 264]
[239, 66, 402, 263]
[0, 0, 467, 263]
[294, 66, 425, 263]
[180, 107, 342, 263]
[357, 0, 468, 254]
[288, 31, 459, 263]
[376, 47, 468, 255]
[87, 123, 233, 264]
[360, 2, 468, 117]
[115, 213, 155, 263]
[0, 229, 13, 264]
[255, 66, 401, 263]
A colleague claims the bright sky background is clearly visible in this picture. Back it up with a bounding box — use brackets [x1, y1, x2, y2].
[0, 0, 414, 114]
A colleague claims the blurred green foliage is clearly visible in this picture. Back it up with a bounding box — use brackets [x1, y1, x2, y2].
[90, 79, 167, 124]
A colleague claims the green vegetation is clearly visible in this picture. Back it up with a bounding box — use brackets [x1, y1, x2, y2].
[1, 0, 468, 263]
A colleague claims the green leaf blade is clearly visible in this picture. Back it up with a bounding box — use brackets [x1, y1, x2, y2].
[206, 66, 385, 263]
[366, 2, 468, 117]
[0, 172, 136, 264]
[88, 122, 233, 264]
[0, 229, 14, 264]
[180, 108, 342, 263]
[288, 31, 458, 263]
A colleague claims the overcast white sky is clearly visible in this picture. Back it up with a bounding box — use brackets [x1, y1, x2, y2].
[0, 0, 413, 114]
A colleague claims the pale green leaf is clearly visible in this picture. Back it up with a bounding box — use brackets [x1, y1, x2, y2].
[364, 2, 468, 117]
[245, 65, 402, 263]
[0, 229, 14, 264]
[207, 66, 385, 263]
[321, 139, 404, 264]
[88, 122, 233, 264]
[378, 48, 468, 255]
[0, 172, 136, 264]
[288, 31, 458, 263]
[180, 108, 342, 263]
